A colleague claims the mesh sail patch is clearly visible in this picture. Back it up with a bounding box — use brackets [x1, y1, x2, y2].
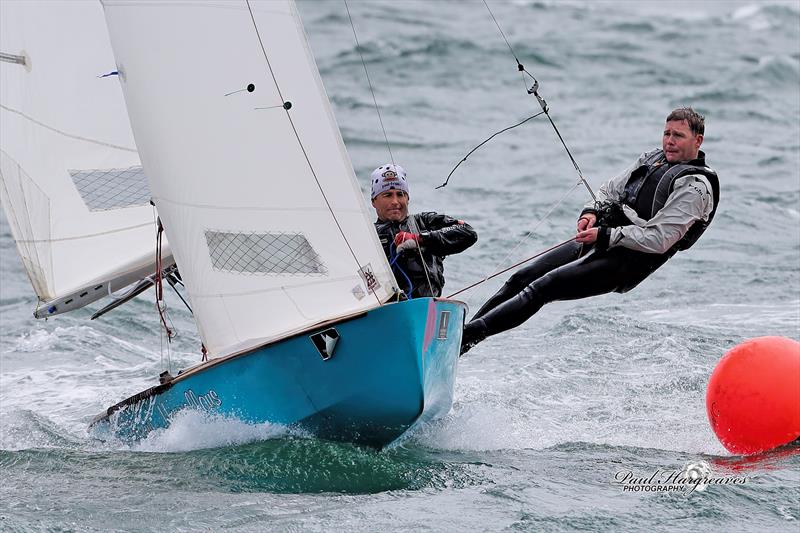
[205, 231, 328, 275]
[69, 166, 151, 211]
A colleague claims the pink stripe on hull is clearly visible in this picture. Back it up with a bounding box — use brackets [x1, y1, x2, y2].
[422, 299, 436, 354]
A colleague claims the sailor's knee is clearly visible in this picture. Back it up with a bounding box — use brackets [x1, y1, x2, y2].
[497, 278, 522, 298]
[518, 283, 543, 306]
[533, 269, 556, 289]
[506, 269, 537, 291]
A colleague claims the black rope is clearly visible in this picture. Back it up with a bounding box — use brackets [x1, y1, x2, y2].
[165, 273, 192, 315]
[344, 0, 395, 166]
[436, 111, 544, 189]
[245, 0, 382, 305]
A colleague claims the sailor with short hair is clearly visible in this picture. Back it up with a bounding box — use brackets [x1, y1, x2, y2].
[461, 107, 719, 353]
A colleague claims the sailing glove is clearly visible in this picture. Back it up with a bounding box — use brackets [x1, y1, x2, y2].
[394, 231, 421, 252]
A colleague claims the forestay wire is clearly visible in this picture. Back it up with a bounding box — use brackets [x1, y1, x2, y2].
[343, 0, 395, 167]
[444, 0, 600, 298]
[480, 0, 596, 202]
[344, 0, 436, 298]
[447, 181, 581, 298]
[245, 0, 383, 305]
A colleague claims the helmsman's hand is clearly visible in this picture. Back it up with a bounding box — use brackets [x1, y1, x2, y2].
[394, 231, 421, 252]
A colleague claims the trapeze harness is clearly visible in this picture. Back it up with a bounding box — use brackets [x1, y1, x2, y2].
[468, 150, 719, 338]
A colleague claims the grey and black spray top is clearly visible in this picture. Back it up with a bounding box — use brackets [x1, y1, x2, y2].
[621, 149, 719, 251]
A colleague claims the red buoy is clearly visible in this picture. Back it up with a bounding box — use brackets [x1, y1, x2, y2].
[706, 336, 800, 455]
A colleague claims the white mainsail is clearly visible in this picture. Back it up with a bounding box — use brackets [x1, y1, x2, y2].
[0, 0, 170, 317]
[102, 0, 399, 357]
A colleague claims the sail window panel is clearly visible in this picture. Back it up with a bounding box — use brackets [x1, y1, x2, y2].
[69, 166, 151, 211]
[205, 231, 327, 276]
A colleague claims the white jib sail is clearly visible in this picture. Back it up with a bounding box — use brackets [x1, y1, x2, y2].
[102, 0, 399, 357]
[0, 0, 170, 317]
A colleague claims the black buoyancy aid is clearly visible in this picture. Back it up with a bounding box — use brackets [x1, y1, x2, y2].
[622, 149, 720, 251]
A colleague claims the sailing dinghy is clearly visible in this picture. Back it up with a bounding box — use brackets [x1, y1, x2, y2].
[1, 0, 466, 448]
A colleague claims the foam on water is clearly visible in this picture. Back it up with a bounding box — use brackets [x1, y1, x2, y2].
[7, 327, 62, 353]
[732, 4, 774, 30]
[129, 411, 296, 453]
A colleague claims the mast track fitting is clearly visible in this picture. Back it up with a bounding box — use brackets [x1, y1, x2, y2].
[224, 83, 256, 96]
[255, 101, 292, 111]
[0, 51, 27, 66]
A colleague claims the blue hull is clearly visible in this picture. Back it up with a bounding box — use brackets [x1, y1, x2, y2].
[91, 298, 466, 448]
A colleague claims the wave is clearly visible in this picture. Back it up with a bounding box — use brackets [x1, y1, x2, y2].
[731, 3, 800, 31]
[2, 324, 157, 362]
[327, 37, 486, 70]
[329, 94, 383, 111]
[341, 133, 450, 150]
[752, 55, 800, 84]
[87, 409, 483, 494]
[606, 21, 656, 33]
[674, 88, 762, 105]
[5, 326, 89, 353]
[500, 45, 562, 69]
[0, 409, 83, 451]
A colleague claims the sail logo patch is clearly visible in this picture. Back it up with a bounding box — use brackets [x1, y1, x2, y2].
[311, 328, 340, 361]
[358, 263, 380, 293]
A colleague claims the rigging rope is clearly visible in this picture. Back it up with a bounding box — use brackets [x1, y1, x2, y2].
[245, 0, 382, 305]
[343, 0, 395, 166]
[343, 0, 436, 298]
[480, 0, 596, 202]
[446, 182, 582, 298]
[155, 217, 173, 373]
[436, 111, 545, 189]
[154, 219, 173, 339]
[442, 1, 603, 297]
[489, 180, 581, 273]
[389, 242, 414, 298]
[448, 236, 575, 298]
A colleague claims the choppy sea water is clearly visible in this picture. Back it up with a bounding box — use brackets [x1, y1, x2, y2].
[1, 1, 799, 531]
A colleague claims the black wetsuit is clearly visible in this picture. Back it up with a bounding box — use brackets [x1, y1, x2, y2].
[469, 240, 670, 334]
[463, 151, 718, 349]
[375, 212, 477, 298]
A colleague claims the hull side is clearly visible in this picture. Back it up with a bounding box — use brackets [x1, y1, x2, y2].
[93, 298, 465, 447]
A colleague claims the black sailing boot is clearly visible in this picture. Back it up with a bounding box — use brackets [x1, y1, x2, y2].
[460, 319, 487, 356]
